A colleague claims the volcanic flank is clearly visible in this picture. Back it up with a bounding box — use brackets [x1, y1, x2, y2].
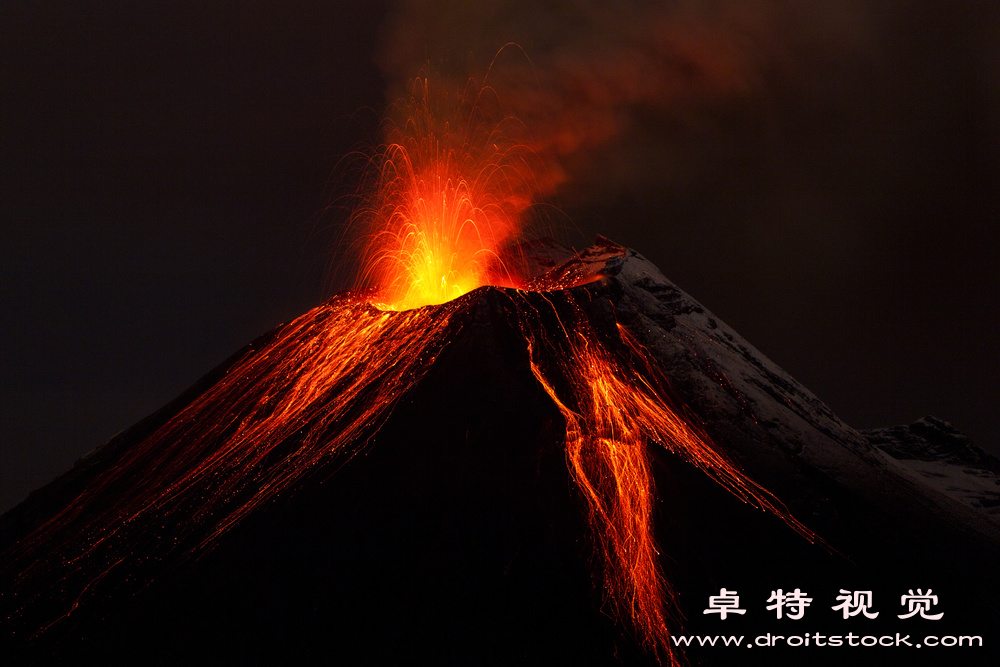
[2, 237, 999, 666]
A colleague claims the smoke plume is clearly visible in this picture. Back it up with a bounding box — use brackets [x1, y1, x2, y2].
[377, 0, 879, 200]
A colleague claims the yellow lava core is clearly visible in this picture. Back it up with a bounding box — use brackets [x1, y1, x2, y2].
[358, 78, 541, 310]
[374, 154, 514, 310]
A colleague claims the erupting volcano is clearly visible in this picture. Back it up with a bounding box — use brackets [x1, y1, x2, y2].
[3, 80, 999, 667]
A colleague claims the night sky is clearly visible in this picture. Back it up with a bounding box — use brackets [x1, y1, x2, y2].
[2, 0, 998, 513]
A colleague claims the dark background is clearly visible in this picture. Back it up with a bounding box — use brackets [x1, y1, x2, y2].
[2, 0, 998, 513]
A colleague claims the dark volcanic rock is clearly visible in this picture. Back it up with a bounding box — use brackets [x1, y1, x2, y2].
[3, 239, 998, 666]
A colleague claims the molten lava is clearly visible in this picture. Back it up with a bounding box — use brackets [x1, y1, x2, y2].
[357, 78, 543, 310]
[4, 78, 820, 667]
[510, 290, 816, 664]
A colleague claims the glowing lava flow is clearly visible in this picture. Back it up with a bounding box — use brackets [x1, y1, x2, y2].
[5, 293, 469, 636]
[507, 290, 816, 665]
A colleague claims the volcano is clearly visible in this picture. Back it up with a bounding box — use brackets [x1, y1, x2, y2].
[2, 238, 998, 666]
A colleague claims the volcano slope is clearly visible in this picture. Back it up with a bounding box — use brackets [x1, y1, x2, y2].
[2, 238, 998, 666]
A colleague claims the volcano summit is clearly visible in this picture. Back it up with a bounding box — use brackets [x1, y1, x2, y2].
[2, 238, 998, 666]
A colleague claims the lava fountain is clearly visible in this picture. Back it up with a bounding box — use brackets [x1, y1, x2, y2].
[3, 77, 818, 666]
[354, 77, 546, 310]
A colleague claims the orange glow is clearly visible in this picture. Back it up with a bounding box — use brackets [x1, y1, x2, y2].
[357, 78, 544, 310]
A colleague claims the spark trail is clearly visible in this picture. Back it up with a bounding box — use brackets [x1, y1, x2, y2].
[354, 76, 546, 310]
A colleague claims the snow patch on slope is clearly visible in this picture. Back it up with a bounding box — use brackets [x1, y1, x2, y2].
[544, 237, 999, 531]
[866, 418, 1000, 520]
